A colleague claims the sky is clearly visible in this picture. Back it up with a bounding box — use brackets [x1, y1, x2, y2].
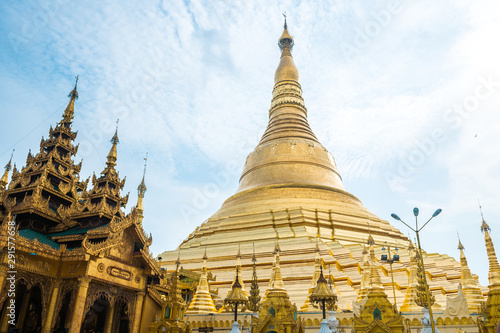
[0, 0, 499, 286]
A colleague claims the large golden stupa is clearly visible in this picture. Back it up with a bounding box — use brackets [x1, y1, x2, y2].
[158, 22, 483, 312]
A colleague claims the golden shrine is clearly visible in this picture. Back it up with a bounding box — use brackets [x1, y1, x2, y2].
[0, 18, 499, 333]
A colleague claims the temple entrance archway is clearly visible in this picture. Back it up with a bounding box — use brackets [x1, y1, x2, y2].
[18, 283, 43, 333]
[81, 296, 109, 333]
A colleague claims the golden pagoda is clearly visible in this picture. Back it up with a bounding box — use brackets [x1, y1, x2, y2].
[158, 19, 480, 316]
[186, 250, 217, 314]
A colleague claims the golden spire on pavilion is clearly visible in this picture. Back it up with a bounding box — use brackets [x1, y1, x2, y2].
[61, 75, 79, 124]
[267, 239, 286, 294]
[357, 244, 371, 302]
[101, 120, 120, 178]
[301, 238, 324, 310]
[368, 237, 384, 292]
[186, 249, 217, 314]
[456, 234, 484, 313]
[226, 246, 248, 302]
[400, 240, 422, 312]
[136, 152, 148, 214]
[0, 150, 14, 191]
[248, 244, 261, 312]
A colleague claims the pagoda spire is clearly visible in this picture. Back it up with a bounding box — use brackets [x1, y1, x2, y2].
[61, 76, 79, 124]
[481, 213, 500, 288]
[227, 246, 247, 300]
[267, 239, 286, 293]
[186, 249, 217, 314]
[368, 236, 384, 292]
[248, 244, 261, 312]
[101, 120, 120, 179]
[301, 238, 325, 311]
[400, 240, 422, 312]
[136, 152, 148, 213]
[479, 204, 500, 333]
[456, 234, 484, 313]
[0, 150, 14, 190]
[357, 244, 371, 302]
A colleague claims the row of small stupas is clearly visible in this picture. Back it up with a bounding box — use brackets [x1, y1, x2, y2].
[182, 230, 491, 315]
[0, 80, 172, 332]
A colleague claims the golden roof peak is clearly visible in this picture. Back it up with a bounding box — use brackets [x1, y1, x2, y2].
[367, 234, 375, 245]
[175, 253, 181, 271]
[61, 76, 79, 124]
[203, 248, 208, 261]
[138, 152, 148, 198]
[457, 233, 464, 250]
[104, 120, 120, 172]
[267, 243, 286, 292]
[275, 18, 298, 84]
[0, 150, 14, 188]
[274, 238, 281, 254]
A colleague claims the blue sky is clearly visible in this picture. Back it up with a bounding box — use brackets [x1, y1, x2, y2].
[1, 0, 499, 286]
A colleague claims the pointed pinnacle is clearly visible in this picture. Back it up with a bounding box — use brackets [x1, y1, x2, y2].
[203, 248, 208, 261]
[457, 233, 464, 250]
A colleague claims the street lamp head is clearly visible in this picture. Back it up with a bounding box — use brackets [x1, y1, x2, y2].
[433, 208, 442, 217]
[391, 213, 401, 221]
[413, 207, 419, 217]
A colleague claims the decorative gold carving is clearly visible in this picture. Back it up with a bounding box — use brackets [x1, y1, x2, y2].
[97, 263, 105, 272]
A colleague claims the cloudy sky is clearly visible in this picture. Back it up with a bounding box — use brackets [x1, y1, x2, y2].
[0, 0, 499, 286]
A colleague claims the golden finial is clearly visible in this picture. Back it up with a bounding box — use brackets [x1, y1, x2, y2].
[248, 243, 261, 312]
[0, 150, 14, 189]
[367, 234, 375, 245]
[479, 200, 490, 232]
[274, 237, 281, 253]
[137, 152, 148, 197]
[175, 252, 181, 271]
[457, 232, 464, 250]
[203, 248, 208, 261]
[278, 14, 294, 51]
[4, 149, 14, 171]
[315, 237, 320, 253]
[68, 75, 79, 100]
[252, 243, 256, 263]
[103, 119, 120, 172]
[111, 119, 120, 145]
[62, 76, 79, 123]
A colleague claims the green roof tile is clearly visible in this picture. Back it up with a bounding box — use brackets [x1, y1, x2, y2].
[18, 229, 60, 250]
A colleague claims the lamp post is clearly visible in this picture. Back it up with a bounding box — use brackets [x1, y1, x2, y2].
[224, 272, 249, 333]
[380, 242, 399, 308]
[391, 207, 442, 333]
[310, 267, 337, 333]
